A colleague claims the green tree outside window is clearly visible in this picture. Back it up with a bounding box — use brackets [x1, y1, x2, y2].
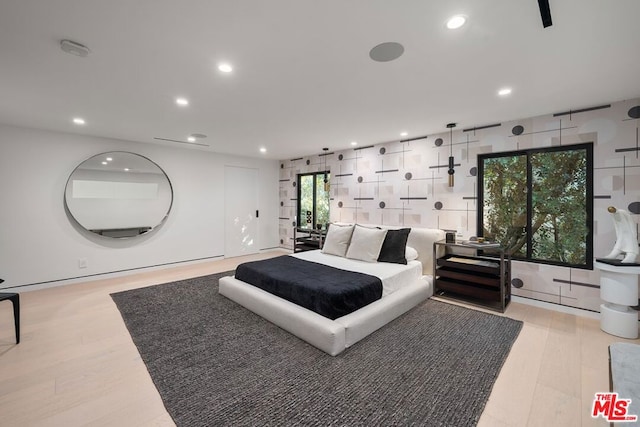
[298, 171, 330, 229]
[479, 143, 593, 268]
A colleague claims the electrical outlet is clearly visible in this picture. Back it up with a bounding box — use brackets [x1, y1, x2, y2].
[78, 258, 87, 269]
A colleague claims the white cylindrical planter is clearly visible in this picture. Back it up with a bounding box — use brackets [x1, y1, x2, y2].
[595, 261, 640, 339]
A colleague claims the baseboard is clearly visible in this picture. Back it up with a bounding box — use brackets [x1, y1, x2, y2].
[4, 249, 289, 293]
[2, 256, 227, 293]
[260, 248, 290, 254]
[512, 295, 601, 320]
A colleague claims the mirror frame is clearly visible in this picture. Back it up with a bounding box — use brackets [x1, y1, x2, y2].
[64, 151, 173, 238]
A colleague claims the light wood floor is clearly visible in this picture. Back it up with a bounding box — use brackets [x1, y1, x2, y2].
[0, 251, 638, 426]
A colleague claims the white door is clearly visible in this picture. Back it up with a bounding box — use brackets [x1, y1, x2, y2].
[224, 166, 259, 257]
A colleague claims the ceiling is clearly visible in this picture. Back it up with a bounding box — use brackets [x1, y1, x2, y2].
[1, 1, 639, 160]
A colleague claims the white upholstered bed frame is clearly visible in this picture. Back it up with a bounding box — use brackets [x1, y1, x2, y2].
[219, 226, 445, 356]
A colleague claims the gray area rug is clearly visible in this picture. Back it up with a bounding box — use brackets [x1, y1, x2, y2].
[609, 343, 640, 421]
[111, 271, 523, 427]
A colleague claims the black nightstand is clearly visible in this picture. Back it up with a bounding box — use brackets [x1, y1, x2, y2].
[433, 240, 511, 312]
[293, 228, 325, 252]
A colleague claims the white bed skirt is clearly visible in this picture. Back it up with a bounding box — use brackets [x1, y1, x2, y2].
[219, 275, 432, 356]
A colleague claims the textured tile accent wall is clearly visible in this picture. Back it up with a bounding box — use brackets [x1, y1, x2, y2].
[279, 98, 640, 312]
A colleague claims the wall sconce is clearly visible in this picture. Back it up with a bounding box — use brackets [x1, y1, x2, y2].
[447, 122, 457, 187]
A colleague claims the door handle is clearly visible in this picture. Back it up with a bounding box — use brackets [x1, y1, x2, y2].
[256, 210, 259, 218]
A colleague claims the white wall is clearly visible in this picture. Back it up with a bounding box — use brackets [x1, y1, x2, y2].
[0, 123, 279, 289]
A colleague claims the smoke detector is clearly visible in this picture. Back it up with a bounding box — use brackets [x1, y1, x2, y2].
[60, 39, 91, 57]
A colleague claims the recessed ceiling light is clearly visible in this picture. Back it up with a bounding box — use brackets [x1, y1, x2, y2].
[498, 88, 512, 96]
[175, 97, 189, 106]
[218, 63, 233, 73]
[72, 117, 85, 125]
[187, 136, 196, 143]
[101, 161, 107, 165]
[106, 157, 112, 161]
[124, 168, 130, 172]
[400, 132, 408, 137]
[351, 141, 358, 146]
[260, 147, 267, 153]
[446, 15, 467, 29]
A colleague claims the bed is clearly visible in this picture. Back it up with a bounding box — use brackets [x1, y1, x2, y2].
[219, 225, 445, 355]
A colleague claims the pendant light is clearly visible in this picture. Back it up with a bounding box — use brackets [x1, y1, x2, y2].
[322, 147, 330, 192]
[446, 123, 456, 187]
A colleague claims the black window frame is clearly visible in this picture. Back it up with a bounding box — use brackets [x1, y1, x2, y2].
[477, 142, 594, 269]
[297, 171, 329, 229]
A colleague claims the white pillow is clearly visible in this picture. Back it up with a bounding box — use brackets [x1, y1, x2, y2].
[322, 224, 354, 257]
[346, 225, 388, 262]
[405, 246, 418, 261]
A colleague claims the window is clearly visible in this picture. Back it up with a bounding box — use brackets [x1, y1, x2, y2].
[297, 171, 330, 229]
[478, 143, 593, 268]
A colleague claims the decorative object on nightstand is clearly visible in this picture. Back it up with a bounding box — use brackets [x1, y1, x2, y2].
[445, 231, 456, 243]
[459, 238, 501, 248]
[0, 278, 20, 344]
[433, 240, 511, 312]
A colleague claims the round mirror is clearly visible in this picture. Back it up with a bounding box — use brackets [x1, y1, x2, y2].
[65, 152, 173, 238]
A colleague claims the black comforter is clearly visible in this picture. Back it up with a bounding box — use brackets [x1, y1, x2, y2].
[234, 255, 383, 320]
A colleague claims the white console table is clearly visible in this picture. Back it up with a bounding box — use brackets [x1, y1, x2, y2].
[595, 261, 640, 339]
